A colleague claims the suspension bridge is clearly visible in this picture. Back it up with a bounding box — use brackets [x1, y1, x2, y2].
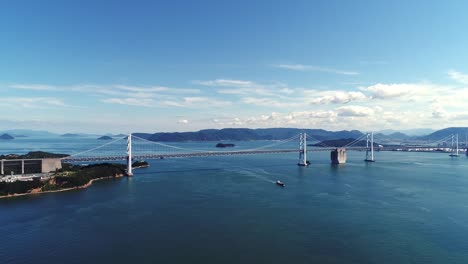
[1, 132, 465, 177]
[57, 132, 467, 176]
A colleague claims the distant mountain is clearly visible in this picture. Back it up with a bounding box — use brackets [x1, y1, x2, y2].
[374, 132, 410, 141]
[388, 132, 410, 139]
[0, 133, 14, 140]
[134, 128, 364, 142]
[377, 128, 435, 136]
[418, 127, 468, 141]
[0, 129, 56, 137]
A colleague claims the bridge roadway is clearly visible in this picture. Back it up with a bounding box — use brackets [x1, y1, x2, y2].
[4, 146, 461, 163]
[61, 147, 371, 162]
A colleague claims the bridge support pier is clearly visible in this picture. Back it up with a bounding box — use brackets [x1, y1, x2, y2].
[21, 160, 25, 175]
[1, 159, 4, 175]
[331, 148, 347, 164]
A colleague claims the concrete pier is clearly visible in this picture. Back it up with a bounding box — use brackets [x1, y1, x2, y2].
[1, 159, 4, 175]
[331, 148, 347, 164]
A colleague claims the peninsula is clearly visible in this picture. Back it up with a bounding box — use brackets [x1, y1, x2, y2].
[0, 163, 127, 199]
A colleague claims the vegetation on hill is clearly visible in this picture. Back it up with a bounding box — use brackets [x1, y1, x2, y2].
[52, 163, 126, 189]
[0, 179, 43, 196]
[0, 151, 68, 160]
[132, 160, 149, 168]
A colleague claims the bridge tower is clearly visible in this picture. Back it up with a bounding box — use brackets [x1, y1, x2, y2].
[365, 132, 375, 162]
[127, 133, 133, 176]
[298, 133, 309, 166]
[449, 134, 460, 157]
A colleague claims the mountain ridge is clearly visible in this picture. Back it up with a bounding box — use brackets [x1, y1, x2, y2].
[134, 128, 364, 142]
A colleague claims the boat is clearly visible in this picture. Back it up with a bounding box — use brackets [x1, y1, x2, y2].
[276, 180, 285, 187]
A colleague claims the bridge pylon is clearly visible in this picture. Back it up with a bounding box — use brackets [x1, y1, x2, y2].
[298, 133, 310, 166]
[365, 132, 375, 162]
[127, 133, 133, 176]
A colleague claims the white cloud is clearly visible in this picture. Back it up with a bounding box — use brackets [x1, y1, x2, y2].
[103, 96, 231, 108]
[274, 64, 359, 75]
[193, 79, 254, 87]
[431, 99, 447, 119]
[102, 98, 156, 107]
[218, 87, 293, 97]
[182, 97, 232, 107]
[195, 79, 294, 98]
[337, 105, 375, 117]
[305, 90, 367, 104]
[0, 97, 68, 108]
[448, 70, 468, 85]
[241, 97, 302, 108]
[10, 84, 59, 91]
[361, 83, 433, 99]
[114, 85, 199, 94]
[7, 76, 468, 132]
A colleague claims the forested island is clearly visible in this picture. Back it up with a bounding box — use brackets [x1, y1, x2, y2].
[216, 143, 235, 148]
[97, 136, 113, 140]
[132, 160, 149, 168]
[0, 163, 126, 198]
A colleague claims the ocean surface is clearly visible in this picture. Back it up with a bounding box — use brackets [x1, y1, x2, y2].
[1, 137, 468, 264]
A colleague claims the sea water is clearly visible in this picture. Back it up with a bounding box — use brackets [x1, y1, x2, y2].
[1, 137, 468, 263]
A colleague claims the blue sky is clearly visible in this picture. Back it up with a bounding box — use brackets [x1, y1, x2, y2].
[1, 0, 468, 133]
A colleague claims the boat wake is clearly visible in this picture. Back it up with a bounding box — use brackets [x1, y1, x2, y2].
[237, 169, 276, 184]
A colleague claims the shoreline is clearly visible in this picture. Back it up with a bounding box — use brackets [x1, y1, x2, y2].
[0, 174, 125, 200]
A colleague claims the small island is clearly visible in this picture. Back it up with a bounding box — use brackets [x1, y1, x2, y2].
[97, 136, 113, 140]
[132, 160, 149, 169]
[0, 133, 15, 140]
[216, 143, 235, 148]
[61, 133, 80, 137]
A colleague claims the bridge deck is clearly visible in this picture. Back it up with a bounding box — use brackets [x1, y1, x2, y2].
[59, 146, 463, 163]
[61, 147, 368, 162]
